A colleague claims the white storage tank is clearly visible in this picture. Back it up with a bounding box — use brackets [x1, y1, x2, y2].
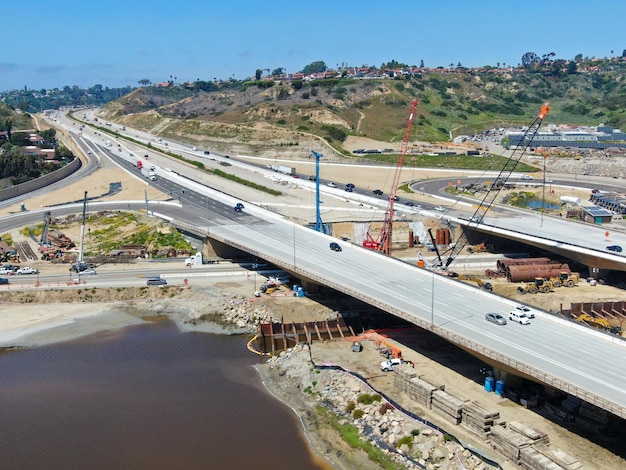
[560, 195, 581, 206]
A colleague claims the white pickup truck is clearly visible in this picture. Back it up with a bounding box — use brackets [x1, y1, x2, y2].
[380, 358, 402, 372]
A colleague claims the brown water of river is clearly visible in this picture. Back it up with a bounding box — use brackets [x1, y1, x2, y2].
[0, 318, 329, 469]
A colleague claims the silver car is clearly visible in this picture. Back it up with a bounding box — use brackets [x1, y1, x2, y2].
[485, 312, 507, 325]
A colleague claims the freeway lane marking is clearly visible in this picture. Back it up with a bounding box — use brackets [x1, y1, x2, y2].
[447, 318, 626, 397]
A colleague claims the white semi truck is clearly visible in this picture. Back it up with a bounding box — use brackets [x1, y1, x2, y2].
[267, 164, 295, 175]
[141, 167, 156, 181]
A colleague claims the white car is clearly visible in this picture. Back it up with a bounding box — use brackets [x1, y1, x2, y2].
[326, 182, 338, 188]
[80, 269, 97, 275]
[380, 358, 402, 372]
[520, 175, 534, 180]
[434, 206, 446, 212]
[16, 267, 38, 275]
[509, 311, 531, 325]
[511, 305, 535, 318]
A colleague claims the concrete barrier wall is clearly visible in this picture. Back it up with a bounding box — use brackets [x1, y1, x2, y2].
[0, 157, 82, 203]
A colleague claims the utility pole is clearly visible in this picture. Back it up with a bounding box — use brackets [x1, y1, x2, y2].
[78, 191, 88, 263]
[311, 150, 326, 233]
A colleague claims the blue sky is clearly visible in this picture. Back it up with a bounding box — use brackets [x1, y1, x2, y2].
[2, 0, 625, 91]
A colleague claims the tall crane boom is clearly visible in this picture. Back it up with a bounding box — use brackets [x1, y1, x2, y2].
[376, 99, 419, 255]
[444, 102, 550, 269]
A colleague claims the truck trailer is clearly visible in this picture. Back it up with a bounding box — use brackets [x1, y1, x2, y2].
[141, 167, 156, 181]
[267, 164, 295, 175]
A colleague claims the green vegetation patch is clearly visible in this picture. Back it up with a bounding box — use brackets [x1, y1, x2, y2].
[210, 168, 282, 195]
[316, 404, 406, 470]
[354, 152, 539, 173]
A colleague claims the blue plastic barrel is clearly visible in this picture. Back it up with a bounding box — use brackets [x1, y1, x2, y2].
[484, 376, 495, 392]
[297, 287, 304, 298]
[293, 284, 298, 292]
[495, 380, 506, 396]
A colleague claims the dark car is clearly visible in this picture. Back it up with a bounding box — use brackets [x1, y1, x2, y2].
[329, 242, 342, 252]
[373, 189, 383, 195]
[345, 187, 353, 192]
[346, 183, 355, 188]
[606, 245, 622, 253]
[234, 202, 245, 213]
[204, 150, 211, 155]
[0, 277, 9, 285]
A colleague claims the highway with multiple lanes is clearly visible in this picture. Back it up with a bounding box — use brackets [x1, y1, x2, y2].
[7, 111, 626, 419]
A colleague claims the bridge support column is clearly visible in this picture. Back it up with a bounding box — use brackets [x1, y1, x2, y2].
[492, 369, 524, 389]
[203, 237, 218, 258]
[587, 266, 609, 281]
[298, 279, 321, 294]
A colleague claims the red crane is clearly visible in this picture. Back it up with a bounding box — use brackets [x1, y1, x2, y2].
[363, 99, 418, 255]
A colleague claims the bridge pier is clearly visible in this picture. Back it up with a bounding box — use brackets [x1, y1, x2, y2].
[492, 368, 525, 389]
[202, 237, 249, 260]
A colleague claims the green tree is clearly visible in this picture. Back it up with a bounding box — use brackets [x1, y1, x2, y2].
[302, 61, 327, 75]
[4, 119, 12, 143]
[255, 69, 262, 80]
[574, 53, 583, 62]
[567, 60, 577, 74]
[271, 67, 285, 76]
[138, 79, 151, 86]
[521, 52, 539, 70]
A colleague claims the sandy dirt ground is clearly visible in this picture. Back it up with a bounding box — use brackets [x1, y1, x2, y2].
[2, 127, 625, 468]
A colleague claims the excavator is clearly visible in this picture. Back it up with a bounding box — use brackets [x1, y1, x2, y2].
[467, 242, 490, 253]
[457, 274, 493, 292]
[517, 277, 555, 294]
[576, 313, 622, 335]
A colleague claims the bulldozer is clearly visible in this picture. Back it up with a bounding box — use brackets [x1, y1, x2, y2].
[457, 275, 493, 292]
[547, 272, 579, 288]
[517, 277, 555, 294]
[557, 272, 579, 288]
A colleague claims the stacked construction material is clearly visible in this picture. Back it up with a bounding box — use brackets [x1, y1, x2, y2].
[490, 424, 534, 462]
[431, 389, 465, 425]
[507, 264, 571, 282]
[496, 257, 572, 282]
[519, 444, 583, 470]
[508, 421, 550, 446]
[497, 258, 551, 272]
[393, 366, 443, 408]
[393, 365, 418, 394]
[461, 400, 500, 440]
